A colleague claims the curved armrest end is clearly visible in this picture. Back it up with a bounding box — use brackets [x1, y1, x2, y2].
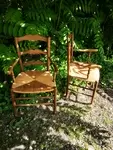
[89, 64, 102, 69]
[7, 58, 19, 80]
[7, 68, 12, 75]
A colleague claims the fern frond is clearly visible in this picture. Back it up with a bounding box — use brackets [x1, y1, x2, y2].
[8, 23, 14, 36]
[18, 27, 25, 37]
[75, 0, 97, 14]
[25, 24, 37, 35]
[3, 23, 9, 35]
[4, 8, 22, 23]
[13, 23, 21, 36]
[0, 22, 3, 33]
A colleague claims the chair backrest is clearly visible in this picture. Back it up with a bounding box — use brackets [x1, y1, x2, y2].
[67, 33, 98, 64]
[15, 34, 51, 72]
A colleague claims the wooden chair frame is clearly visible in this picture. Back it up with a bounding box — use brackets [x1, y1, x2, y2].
[66, 33, 102, 104]
[8, 34, 58, 116]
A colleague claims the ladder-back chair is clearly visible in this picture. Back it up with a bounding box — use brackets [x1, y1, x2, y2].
[66, 33, 102, 104]
[8, 34, 58, 116]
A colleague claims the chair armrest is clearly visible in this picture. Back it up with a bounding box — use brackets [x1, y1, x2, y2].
[76, 49, 98, 63]
[7, 58, 19, 81]
[8, 58, 19, 75]
[89, 64, 102, 69]
[48, 57, 58, 81]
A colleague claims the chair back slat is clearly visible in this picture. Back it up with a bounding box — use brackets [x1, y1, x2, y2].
[15, 34, 51, 72]
[15, 34, 48, 42]
[23, 61, 46, 66]
[21, 49, 47, 55]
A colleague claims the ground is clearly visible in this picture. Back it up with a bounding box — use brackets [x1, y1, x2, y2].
[0, 87, 113, 150]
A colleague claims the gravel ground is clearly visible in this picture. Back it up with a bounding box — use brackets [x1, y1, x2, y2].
[0, 87, 113, 150]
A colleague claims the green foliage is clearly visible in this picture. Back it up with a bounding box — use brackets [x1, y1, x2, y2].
[4, 8, 22, 23]
[0, 82, 12, 113]
[0, 44, 16, 73]
[100, 58, 113, 88]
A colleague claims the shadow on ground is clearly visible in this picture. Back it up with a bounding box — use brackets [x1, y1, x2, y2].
[0, 91, 113, 150]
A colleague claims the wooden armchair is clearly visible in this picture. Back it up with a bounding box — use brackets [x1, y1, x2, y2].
[8, 34, 58, 116]
[66, 33, 102, 104]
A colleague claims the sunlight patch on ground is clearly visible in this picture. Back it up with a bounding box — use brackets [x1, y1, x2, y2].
[10, 144, 25, 150]
[22, 134, 29, 141]
[47, 126, 82, 146]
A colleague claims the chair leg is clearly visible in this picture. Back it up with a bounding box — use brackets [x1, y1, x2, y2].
[53, 88, 57, 114]
[66, 76, 71, 99]
[91, 81, 98, 104]
[11, 90, 18, 116]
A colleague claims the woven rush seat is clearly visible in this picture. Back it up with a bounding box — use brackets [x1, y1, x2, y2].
[12, 71, 56, 93]
[69, 62, 100, 82]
